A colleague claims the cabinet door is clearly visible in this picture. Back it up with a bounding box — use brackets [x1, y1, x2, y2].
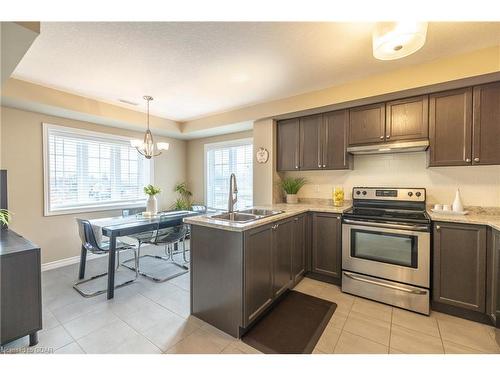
[472, 82, 500, 165]
[244, 225, 273, 324]
[348, 103, 385, 146]
[1, 249, 42, 344]
[386, 95, 429, 142]
[433, 222, 486, 312]
[299, 114, 322, 170]
[323, 109, 351, 170]
[277, 118, 300, 171]
[292, 214, 306, 284]
[273, 219, 293, 297]
[311, 213, 342, 278]
[487, 230, 500, 325]
[429, 88, 473, 166]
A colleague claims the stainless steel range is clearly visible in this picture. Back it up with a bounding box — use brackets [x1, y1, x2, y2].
[341, 187, 431, 315]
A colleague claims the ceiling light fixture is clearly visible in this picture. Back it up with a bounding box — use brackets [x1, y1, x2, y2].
[372, 22, 428, 60]
[130, 96, 169, 159]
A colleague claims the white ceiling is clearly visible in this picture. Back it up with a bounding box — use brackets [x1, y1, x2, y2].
[13, 22, 500, 122]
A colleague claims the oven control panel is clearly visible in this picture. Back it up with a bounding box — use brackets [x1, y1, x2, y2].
[352, 188, 426, 202]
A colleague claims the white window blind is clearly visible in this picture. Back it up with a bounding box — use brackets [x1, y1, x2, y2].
[43, 124, 152, 215]
[205, 139, 253, 210]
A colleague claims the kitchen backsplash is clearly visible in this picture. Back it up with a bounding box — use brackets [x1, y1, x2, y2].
[282, 152, 500, 207]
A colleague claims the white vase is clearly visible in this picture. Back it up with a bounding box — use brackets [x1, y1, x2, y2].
[286, 194, 298, 204]
[146, 195, 158, 214]
[452, 188, 464, 212]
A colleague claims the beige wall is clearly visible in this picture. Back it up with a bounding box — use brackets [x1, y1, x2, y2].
[186, 130, 253, 204]
[281, 153, 500, 207]
[0, 106, 186, 263]
[252, 118, 278, 206]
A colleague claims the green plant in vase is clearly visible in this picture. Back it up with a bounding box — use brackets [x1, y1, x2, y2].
[144, 184, 161, 214]
[0, 209, 11, 227]
[280, 177, 307, 204]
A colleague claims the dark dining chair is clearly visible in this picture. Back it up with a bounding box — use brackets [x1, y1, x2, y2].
[74, 219, 139, 297]
[121, 222, 189, 283]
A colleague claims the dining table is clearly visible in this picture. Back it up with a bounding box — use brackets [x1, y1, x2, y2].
[83, 210, 199, 299]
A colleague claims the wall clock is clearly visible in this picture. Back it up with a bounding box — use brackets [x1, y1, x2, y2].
[256, 147, 269, 164]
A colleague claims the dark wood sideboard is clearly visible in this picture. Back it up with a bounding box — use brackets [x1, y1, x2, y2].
[0, 229, 42, 347]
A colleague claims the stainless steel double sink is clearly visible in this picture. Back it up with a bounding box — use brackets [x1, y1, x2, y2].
[210, 208, 283, 223]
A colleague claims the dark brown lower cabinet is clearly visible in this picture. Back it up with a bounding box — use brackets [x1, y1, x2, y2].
[272, 218, 293, 297]
[433, 222, 487, 313]
[243, 217, 298, 326]
[292, 214, 306, 284]
[244, 224, 274, 325]
[1, 230, 42, 347]
[486, 229, 500, 326]
[311, 213, 342, 279]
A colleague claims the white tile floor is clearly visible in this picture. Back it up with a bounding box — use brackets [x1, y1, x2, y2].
[2, 245, 499, 354]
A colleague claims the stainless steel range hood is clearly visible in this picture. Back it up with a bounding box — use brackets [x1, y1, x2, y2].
[347, 140, 429, 155]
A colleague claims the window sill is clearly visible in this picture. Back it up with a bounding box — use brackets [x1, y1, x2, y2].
[44, 201, 146, 217]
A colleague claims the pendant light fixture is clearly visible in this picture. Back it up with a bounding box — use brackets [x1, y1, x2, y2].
[372, 22, 428, 60]
[130, 96, 169, 159]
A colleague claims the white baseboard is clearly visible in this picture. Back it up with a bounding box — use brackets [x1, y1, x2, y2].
[41, 252, 106, 272]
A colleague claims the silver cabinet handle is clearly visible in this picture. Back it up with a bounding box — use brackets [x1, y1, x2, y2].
[343, 218, 430, 232]
[380, 136, 384, 140]
[343, 272, 427, 295]
[386, 135, 390, 139]
[318, 164, 321, 168]
[322, 164, 326, 168]
[465, 158, 471, 162]
[474, 157, 480, 162]
[295, 165, 299, 169]
[436, 225, 440, 230]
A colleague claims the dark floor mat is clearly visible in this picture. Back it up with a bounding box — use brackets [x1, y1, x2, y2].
[242, 290, 337, 354]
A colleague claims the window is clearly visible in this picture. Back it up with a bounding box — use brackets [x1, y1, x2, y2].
[205, 138, 253, 210]
[43, 123, 152, 215]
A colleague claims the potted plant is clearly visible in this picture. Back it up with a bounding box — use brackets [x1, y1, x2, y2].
[172, 182, 193, 211]
[280, 177, 307, 204]
[144, 184, 161, 214]
[0, 209, 11, 228]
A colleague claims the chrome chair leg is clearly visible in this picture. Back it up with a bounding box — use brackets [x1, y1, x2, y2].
[73, 249, 138, 298]
[122, 241, 188, 283]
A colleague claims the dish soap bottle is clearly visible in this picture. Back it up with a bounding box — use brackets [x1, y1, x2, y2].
[452, 188, 464, 213]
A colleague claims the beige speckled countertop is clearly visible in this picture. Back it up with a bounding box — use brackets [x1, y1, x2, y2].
[427, 207, 500, 232]
[183, 202, 352, 232]
[184, 201, 500, 232]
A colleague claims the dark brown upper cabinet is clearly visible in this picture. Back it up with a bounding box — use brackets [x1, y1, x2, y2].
[433, 222, 486, 313]
[277, 118, 300, 171]
[299, 114, 323, 170]
[348, 103, 386, 146]
[385, 95, 429, 142]
[472, 82, 500, 165]
[277, 111, 351, 171]
[429, 88, 473, 166]
[323, 110, 351, 170]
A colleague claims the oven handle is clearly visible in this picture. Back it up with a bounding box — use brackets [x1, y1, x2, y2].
[343, 272, 427, 295]
[342, 218, 430, 232]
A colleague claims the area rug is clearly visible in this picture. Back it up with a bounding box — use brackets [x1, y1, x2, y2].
[242, 290, 337, 354]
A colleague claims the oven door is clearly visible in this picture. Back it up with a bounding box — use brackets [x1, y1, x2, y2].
[342, 219, 430, 288]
